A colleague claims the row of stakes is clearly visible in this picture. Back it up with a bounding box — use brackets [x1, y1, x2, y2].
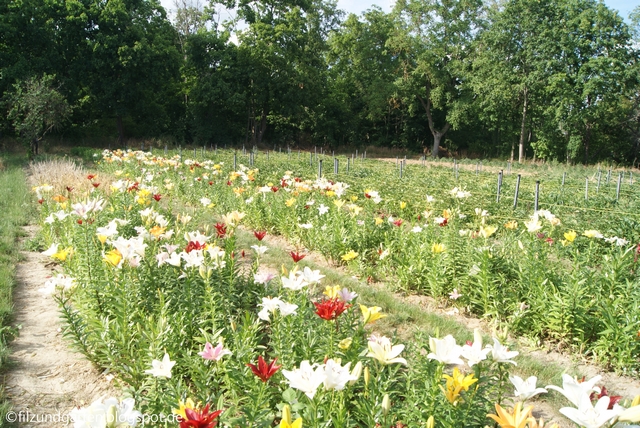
[130, 143, 634, 206]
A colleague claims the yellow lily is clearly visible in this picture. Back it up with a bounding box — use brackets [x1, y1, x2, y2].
[341, 250, 358, 261]
[104, 249, 122, 267]
[563, 230, 577, 242]
[432, 243, 445, 254]
[172, 398, 196, 419]
[323, 285, 341, 299]
[487, 403, 533, 428]
[360, 305, 387, 324]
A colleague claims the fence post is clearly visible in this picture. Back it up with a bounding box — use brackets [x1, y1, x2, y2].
[496, 170, 503, 203]
[318, 160, 323, 179]
[616, 172, 622, 201]
[513, 174, 521, 209]
[534, 180, 540, 211]
[585, 177, 589, 201]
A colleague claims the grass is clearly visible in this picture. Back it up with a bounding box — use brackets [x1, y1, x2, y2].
[0, 154, 34, 426]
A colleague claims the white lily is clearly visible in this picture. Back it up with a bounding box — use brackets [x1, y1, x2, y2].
[427, 335, 464, 365]
[546, 374, 601, 407]
[509, 375, 548, 401]
[560, 395, 622, 428]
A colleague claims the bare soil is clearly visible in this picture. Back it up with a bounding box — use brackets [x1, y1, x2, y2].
[4, 226, 115, 427]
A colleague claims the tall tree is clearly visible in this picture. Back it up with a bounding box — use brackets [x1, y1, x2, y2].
[546, 0, 633, 163]
[219, 0, 340, 146]
[327, 8, 402, 147]
[470, 0, 561, 162]
[6, 74, 71, 156]
[81, 0, 182, 144]
[389, 0, 484, 157]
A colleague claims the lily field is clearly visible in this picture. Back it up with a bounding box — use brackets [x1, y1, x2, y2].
[30, 148, 640, 428]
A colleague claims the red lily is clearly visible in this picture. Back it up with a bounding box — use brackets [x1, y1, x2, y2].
[393, 219, 403, 227]
[185, 241, 206, 253]
[214, 223, 227, 238]
[271, 186, 279, 192]
[314, 298, 351, 321]
[66, 186, 74, 192]
[254, 230, 267, 241]
[290, 251, 305, 263]
[590, 386, 622, 409]
[179, 404, 223, 428]
[246, 356, 281, 382]
[92, 182, 101, 188]
[153, 193, 162, 201]
[87, 174, 96, 180]
[127, 182, 139, 192]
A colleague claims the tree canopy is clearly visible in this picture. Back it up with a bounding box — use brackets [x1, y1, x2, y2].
[1, 0, 638, 164]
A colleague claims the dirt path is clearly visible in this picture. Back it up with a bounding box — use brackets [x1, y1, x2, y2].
[3, 226, 115, 427]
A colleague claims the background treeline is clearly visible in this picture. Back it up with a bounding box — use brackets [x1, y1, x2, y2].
[1, 0, 640, 164]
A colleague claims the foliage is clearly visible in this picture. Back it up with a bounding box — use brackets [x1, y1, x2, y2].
[5, 75, 71, 156]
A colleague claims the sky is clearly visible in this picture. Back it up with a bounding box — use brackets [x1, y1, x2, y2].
[160, 0, 639, 21]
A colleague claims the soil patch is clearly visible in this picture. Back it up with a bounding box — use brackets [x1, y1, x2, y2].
[4, 226, 115, 427]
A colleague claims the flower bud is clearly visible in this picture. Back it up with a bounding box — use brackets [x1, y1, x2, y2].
[106, 404, 117, 428]
[364, 367, 370, 386]
[349, 361, 363, 385]
[282, 404, 292, 425]
[426, 415, 434, 428]
[381, 394, 390, 416]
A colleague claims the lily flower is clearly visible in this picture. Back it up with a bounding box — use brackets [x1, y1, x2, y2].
[559, 395, 622, 428]
[442, 367, 478, 404]
[487, 403, 533, 428]
[314, 298, 350, 321]
[367, 336, 407, 365]
[199, 342, 232, 361]
[290, 251, 306, 263]
[546, 374, 602, 407]
[428, 335, 464, 365]
[179, 404, 223, 428]
[282, 360, 326, 399]
[247, 356, 281, 382]
[299, 266, 325, 284]
[323, 359, 357, 391]
[461, 329, 491, 367]
[145, 353, 176, 378]
[360, 305, 386, 324]
[281, 271, 308, 291]
[510, 375, 548, 401]
[489, 338, 519, 365]
[338, 288, 358, 302]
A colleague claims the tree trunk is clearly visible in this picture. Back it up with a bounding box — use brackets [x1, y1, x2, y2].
[432, 132, 444, 158]
[256, 107, 267, 146]
[116, 115, 125, 148]
[583, 124, 591, 165]
[518, 88, 528, 163]
[30, 138, 38, 158]
[418, 84, 450, 158]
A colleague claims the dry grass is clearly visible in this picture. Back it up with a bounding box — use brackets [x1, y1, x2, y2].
[28, 158, 94, 195]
